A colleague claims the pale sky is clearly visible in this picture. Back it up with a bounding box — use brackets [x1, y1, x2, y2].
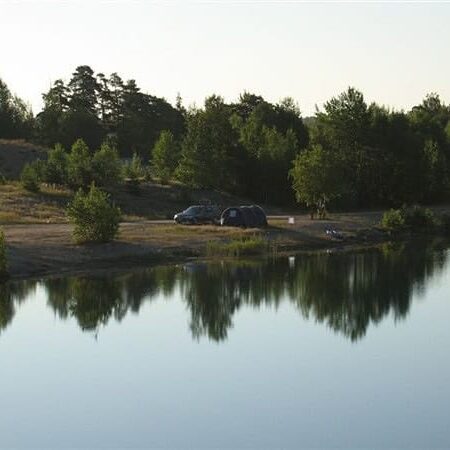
[1, 0, 449, 116]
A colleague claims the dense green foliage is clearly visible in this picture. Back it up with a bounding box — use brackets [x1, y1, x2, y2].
[2, 69, 450, 209]
[67, 139, 92, 189]
[151, 130, 180, 183]
[309, 89, 450, 208]
[20, 161, 42, 192]
[176, 96, 237, 190]
[35, 66, 184, 156]
[177, 93, 308, 203]
[402, 205, 436, 229]
[290, 144, 346, 217]
[45, 143, 68, 185]
[92, 141, 122, 186]
[381, 209, 406, 230]
[67, 184, 121, 243]
[381, 205, 436, 231]
[0, 78, 34, 139]
[123, 152, 145, 181]
[30, 140, 123, 189]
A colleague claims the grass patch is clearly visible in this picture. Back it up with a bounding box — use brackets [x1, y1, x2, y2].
[206, 235, 270, 257]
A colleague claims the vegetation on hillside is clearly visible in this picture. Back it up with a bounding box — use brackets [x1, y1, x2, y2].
[1, 68, 450, 210]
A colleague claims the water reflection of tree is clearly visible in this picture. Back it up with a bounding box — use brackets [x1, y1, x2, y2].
[45, 267, 175, 331]
[290, 242, 447, 340]
[179, 241, 448, 341]
[1, 240, 448, 341]
[0, 281, 37, 334]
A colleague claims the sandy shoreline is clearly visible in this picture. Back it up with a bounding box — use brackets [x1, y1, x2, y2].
[1, 211, 397, 280]
[6, 205, 450, 281]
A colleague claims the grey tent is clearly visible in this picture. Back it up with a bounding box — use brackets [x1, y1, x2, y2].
[220, 205, 267, 228]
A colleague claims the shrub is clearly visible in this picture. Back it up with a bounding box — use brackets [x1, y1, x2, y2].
[381, 205, 435, 231]
[67, 139, 93, 189]
[92, 142, 123, 186]
[0, 171, 6, 185]
[67, 184, 121, 243]
[20, 161, 42, 192]
[123, 152, 145, 180]
[381, 209, 405, 230]
[44, 143, 68, 185]
[0, 229, 8, 280]
[401, 205, 435, 229]
[123, 153, 145, 193]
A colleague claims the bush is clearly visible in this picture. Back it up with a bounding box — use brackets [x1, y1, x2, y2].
[381, 205, 435, 231]
[0, 171, 6, 185]
[67, 139, 93, 189]
[92, 142, 123, 186]
[123, 153, 145, 193]
[381, 209, 405, 230]
[123, 152, 145, 180]
[44, 143, 68, 185]
[0, 229, 8, 280]
[67, 184, 121, 243]
[20, 161, 42, 192]
[151, 130, 179, 183]
[401, 205, 435, 229]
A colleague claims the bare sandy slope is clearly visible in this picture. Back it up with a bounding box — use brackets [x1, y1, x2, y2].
[0, 139, 47, 179]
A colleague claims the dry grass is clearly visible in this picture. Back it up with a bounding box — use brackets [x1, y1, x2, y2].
[206, 235, 270, 257]
[120, 223, 261, 248]
[0, 182, 70, 224]
[0, 177, 287, 225]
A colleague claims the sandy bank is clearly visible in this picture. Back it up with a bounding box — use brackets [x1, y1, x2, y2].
[1, 211, 396, 280]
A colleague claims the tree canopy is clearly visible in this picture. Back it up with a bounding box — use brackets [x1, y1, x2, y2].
[2, 71, 450, 209]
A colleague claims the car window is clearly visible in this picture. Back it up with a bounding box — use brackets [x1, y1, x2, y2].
[184, 206, 202, 214]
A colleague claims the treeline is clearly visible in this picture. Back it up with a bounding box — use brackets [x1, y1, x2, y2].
[1, 66, 450, 207]
[293, 88, 450, 209]
[0, 78, 34, 139]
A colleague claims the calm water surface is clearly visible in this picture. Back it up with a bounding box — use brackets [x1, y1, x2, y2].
[1, 241, 449, 448]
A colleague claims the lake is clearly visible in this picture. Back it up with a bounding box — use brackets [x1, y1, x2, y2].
[1, 240, 449, 448]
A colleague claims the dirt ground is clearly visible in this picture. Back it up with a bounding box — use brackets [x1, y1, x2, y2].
[2, 211, 388, 279]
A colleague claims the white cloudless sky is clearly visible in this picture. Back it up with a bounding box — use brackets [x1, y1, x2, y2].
[1, 0, 449, 116]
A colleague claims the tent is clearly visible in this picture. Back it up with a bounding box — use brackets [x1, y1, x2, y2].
[220, 205, 267, 228]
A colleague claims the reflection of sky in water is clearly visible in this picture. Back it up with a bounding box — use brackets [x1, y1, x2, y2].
[0, 244, 449, 448]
